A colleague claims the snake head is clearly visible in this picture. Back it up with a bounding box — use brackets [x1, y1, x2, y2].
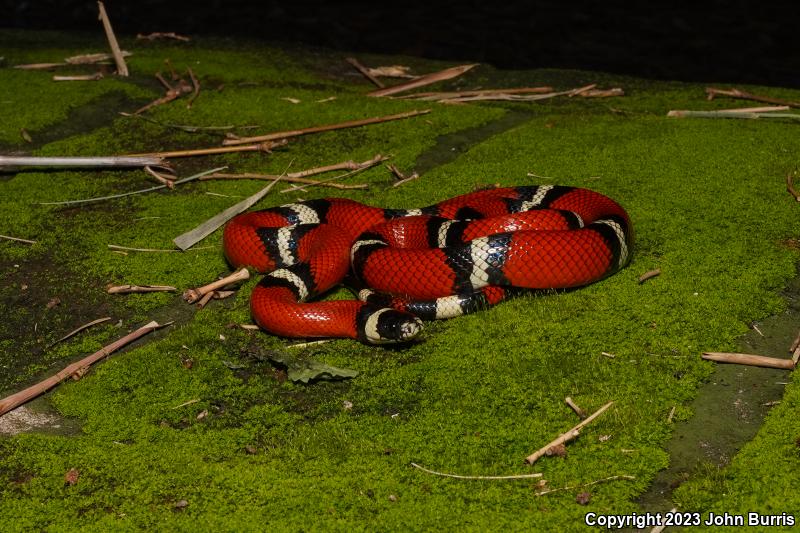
[357, 306, 423, 344]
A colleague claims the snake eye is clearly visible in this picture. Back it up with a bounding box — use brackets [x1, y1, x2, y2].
[358, 307, 423, 344]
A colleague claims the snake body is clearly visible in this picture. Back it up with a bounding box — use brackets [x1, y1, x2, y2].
[223, 185, 632, 344]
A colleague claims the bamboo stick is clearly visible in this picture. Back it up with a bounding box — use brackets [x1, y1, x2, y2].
[0, 321, 170, 417]
[0, 155, 166, 168]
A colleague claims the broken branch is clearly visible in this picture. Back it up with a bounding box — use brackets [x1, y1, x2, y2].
[0, 320, 170, 417]
[221, 109, 431, 146]
[279, 154, 387, 193]
[97, 1, 128, 76]
[525, 401, 614, 464]
[702, 352, 795, 370]
[183, 268, 250, 304]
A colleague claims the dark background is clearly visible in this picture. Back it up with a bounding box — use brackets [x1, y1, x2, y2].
[3, 1, 798, 88]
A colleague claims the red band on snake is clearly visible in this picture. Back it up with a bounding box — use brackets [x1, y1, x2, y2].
[222, 185, 633, 344]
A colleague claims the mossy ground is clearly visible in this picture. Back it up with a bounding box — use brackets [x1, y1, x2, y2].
[1, 31, 799, 531]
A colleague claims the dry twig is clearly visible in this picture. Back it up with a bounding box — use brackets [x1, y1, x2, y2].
[200, 172, 367, 190]
[97, 1, 128, 76]
[534, 474, 636, 496]
[787, 172, 800, 202]
[107, 284, 177, 294]
[397, 86, 554, 101]
[39, 166, 224, 206]
[565, 397, 587, 419]
[345, 57, 384, 88]
[221, 109, 431, 146]
[638, 269, 661, 284]
[706, 86, 800, 108]
[0, 320, 171, 416]
[46, 317, 112, 350]
[137, 32, 191, 42]
[410, 463, 543, 480]
[53, 73, 104, 82]
[280, 155, 388, 193]
[183, 268, 250, 304]
[129, 139, 287, 159]
[367, 64, 478, 97]
[701, 352, 795, 370]
[525, 401, 615, 464]
[0, 234, 37, 245]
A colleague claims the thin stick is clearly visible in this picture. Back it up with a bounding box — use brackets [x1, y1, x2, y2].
[0, 234, 37, 244]
[565, 397, 587, 419]
[201, 173, 368, 190]
[702, 352, 795, 370]
[525, 401, 615, 464]
[53, 73, 104, 82]
[792, 345, 800, 367]
[534, 475, 636, 496]
[137, 32, 191, 42]
[187, 67, 200, 108]
[667, 406, 676, 422]
[221, 109, 432, 146]
[46, 317, 112, 349]
[345, 57, 384, 88]
[107, 284, 177, 294]
[715, 105, 790, 113]
[705, 87, 800, 108]
[172, 398, 200, 409]
[39, 166, 225, 206]
[0, 155, 166, 169]
[172, 171, 286, 250]
[183, 268, 250, 304]
[367, 64, 478, 97]
[445, 84, 597, 104]
[64, 51, 131, 65]
[286, 340, 332, 349]
[280, 155, 388, 193]
[129, 140, 286, 159]
[397, 86, 554, 101]
[638, 269, 661, 284]
[410, 463, 542, 480]
[787, 173, 800, 202]
[97, 1, 128, 76]
[0, 320, 170, 417]
[667, 110, 800, 121]
[789, 329, 800, 353]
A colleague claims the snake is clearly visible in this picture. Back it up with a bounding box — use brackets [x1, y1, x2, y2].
[222, 185, 633, 344]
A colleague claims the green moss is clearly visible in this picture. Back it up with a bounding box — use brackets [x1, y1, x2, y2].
[2, 31, 800, 531]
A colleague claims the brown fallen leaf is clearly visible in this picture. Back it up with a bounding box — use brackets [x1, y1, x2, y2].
[46, 297, 61, 310]
[576, 491, 591, 505]
[546, 443, 568, 457]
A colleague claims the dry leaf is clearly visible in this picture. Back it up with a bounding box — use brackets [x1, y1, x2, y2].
[281, 97, 301, 104]
[576, 491, 591, 505]
[46, 297, 61, 309]
[546, 443, 567, 457]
